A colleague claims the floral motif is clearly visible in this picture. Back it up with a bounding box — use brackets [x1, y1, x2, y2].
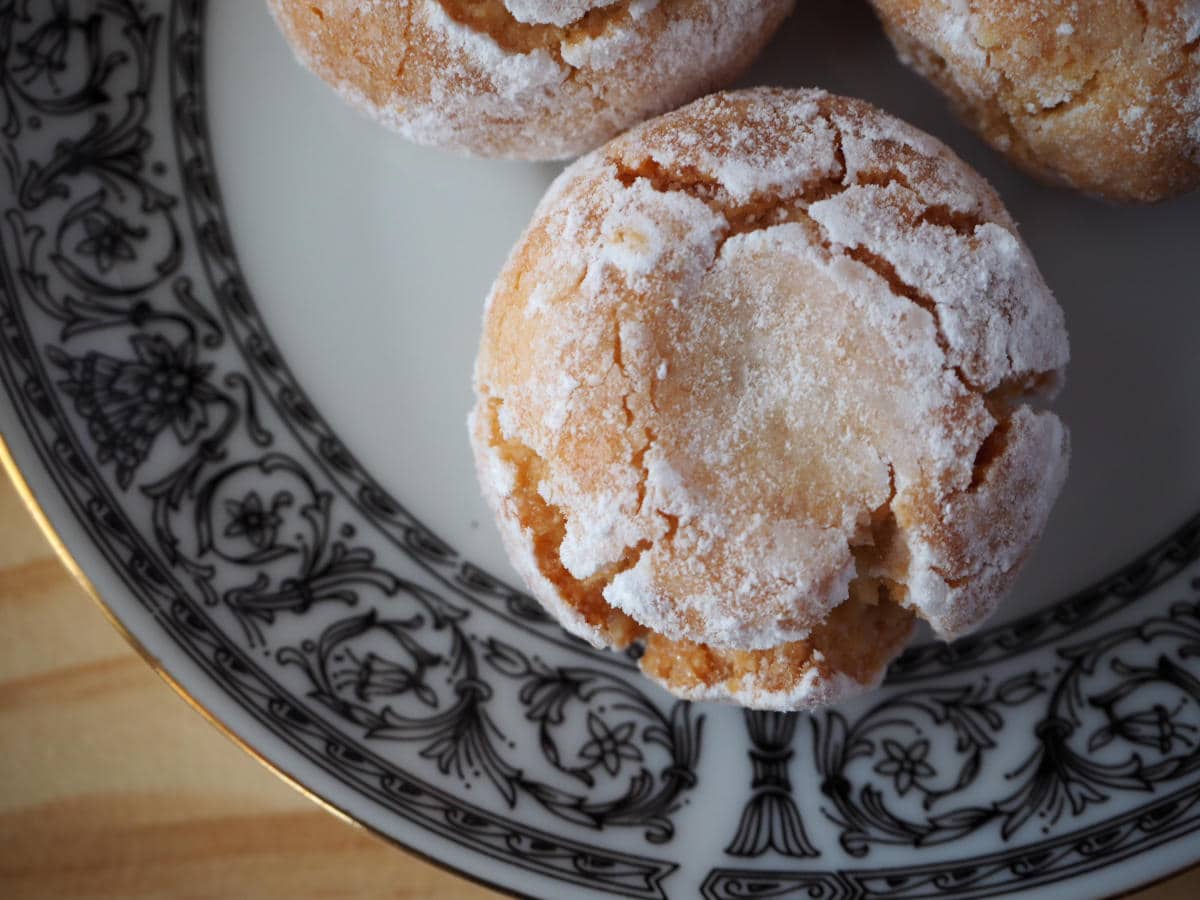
[479, 637, 703, 841]
[1088, 657, 1200, 755]
[222, 490, 286, 550]
[73, 207, 145, 272]
[810, 603, 1200, 859]
[873, 739, 935, 797]
[334, 649, 431, 704]
[281, 606, 518, 795]
[579, 713, 643, 777]
[48, 334, 218, 488]
[11, 3, 73, 92]
[1089, 700, 1197, 755]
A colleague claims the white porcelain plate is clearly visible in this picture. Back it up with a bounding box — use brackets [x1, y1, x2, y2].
[3, 2, 1200, 897]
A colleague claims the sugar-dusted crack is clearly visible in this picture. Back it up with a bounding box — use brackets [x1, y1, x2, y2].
[1132, 0, 1149, 32]
[620, 395, 635, 427]
[955, 0, 1110, 121]
[1034, 67, 1104, 116]
[657, 509, 679, 541]
[610, 154, 849, 262]
[606, 108, 978, 269]
[967, 416, 1011, 491]
[916, 203, 987, 235]
[605, 285, 677, 560]
[828, 109, 848, 178]
[395, 3, 415, 83]
[855, 167, 911, 191]
[982, 369, 1061, 414]
[630, 427, 655, 514]
[846, 464, 911, 609]
[608, 304, 659, 529]
[841, 245, 950, 348]
[483, 397, 648, 645]
[612, 309, 625, 370]
[955, 368, 1059, 497]
[606, 95, 864, 242]
[843, 228, 1058, 495]
[931, 565, 972, 590]
[433, 0, 673, 68]
[611, 308, 637, 427]
[832, 242, 994, 401]
[436, 0, 632, 54]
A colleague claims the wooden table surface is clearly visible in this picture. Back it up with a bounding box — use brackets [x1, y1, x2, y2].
[0, 471, 1196, 900]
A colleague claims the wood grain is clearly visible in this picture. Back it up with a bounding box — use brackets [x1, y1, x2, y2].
[0, 471, 1195, 900]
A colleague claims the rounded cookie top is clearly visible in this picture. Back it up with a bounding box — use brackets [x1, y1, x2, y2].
[267, 0, 795, 159]
[871, 0, 1200, 202]
[471, 88, 1070, 709]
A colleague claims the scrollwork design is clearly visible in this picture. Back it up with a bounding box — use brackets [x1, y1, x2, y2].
[482, 637, 702, 842]
[192, 454, 403, 643]
[814, 596, 1200, 856]
[994, 599, 1200, 837]
[278, 613, 703, 844]
[3, 1, 181, 294]
[278, 602, 527, 805]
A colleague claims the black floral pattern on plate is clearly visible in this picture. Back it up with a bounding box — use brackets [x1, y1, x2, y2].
[49, 334, 218, 487]
[0, 1, 1198, 898]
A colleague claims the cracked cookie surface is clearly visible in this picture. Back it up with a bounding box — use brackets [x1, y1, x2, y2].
[266, 0, 794, 159]
[470, 88, 1070, 710]
[871, 0, 1200, 202]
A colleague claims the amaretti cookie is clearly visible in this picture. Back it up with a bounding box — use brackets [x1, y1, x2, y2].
[470, 88, 1071, 710]
[871, 0, 1200, 202]
[267, 0, 795, 160]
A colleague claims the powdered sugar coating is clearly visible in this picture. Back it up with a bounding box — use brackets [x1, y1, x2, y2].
[872, 0, 1200, 202]
[470, 88, 1069, 709]
[807, 185, 1064, 390]
[503, 0, 623, 27]
[267, 0, 794, 160]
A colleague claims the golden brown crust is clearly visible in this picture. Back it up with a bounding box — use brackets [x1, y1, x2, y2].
[872, 0, 1200, 202]
[638, 593, 917, 704]
[470, 88, 1070, 710]
[266, 0, 795, 159]
[471, 397, 918, 710]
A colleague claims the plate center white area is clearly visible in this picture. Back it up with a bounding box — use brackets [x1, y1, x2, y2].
[208, 1, 1200, 626]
